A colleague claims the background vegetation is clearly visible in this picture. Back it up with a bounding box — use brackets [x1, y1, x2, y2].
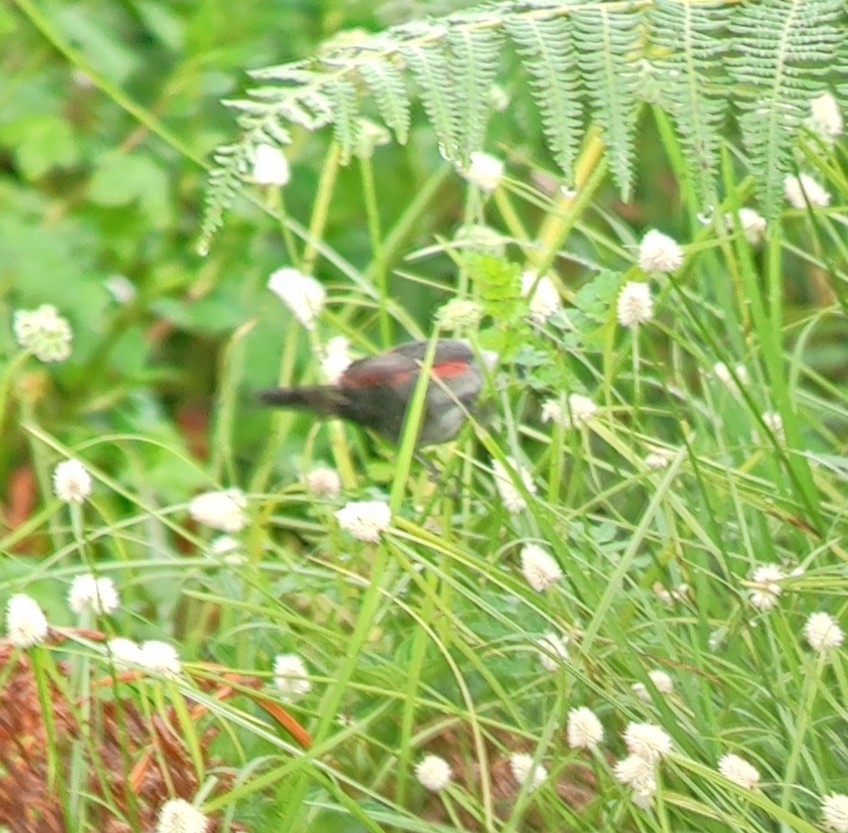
[1, 1, 847, 832]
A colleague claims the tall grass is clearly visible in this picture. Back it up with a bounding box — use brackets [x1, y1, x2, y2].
[1, 5, 847, 832]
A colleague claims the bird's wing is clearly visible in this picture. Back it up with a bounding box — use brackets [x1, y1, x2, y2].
[341, 352, 420, 391]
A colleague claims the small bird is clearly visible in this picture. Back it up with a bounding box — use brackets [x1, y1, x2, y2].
[257, 339, 485, 445]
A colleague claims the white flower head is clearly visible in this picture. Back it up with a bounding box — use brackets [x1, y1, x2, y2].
[718, 753, 760, 790]
[567, 707, 604, 749]
[736, 208, 767, 246]
[209, 535, 241, 558]
[537, 632, 569, 671]
[644, 448, 674, 470]
[355, 118, 391, 159]
[68, 574, 120, 616]
[747, 564, 785, 611]
[415, 754, 452, 792]
[520, 544, 562, 592]
[804, 612, 844, 652]
[540, 399, 565, 427]
[188, 488, 248, 533]
[267, 267, 326, 330]
[810, 93, 843, 139]
[632, 786, 656, 808]
[713, 362, 750, 394]
[509, 752, 547, 793]
[273, 653, 311, 702]
[648, 669, 674, 693]
[13, 304, 73, 363]
[633, 669, 675, 701]
[653, 583, 673, 605]
[521, 271, 561, 325]
[639, 230, 684, 273]
[759, 410, 785, 443]
[614, 754, 656, 793]
[208, 534, 245, 565]
[762, 411, 782, 432]
[460, 151, 504, 192]
[156, 798, 209, 833]
[304, 466, 342, 499]
[822, 793, 848, 833]
[104, 274, 137, 304]
[654, 581, 689, 606]
[712, 362, 731, 385]
[436, 298, 484, 330]
[106, 637, 144, 668]
[6, 593, 49, 648]
[567, 393, 598, 427]
[623, 722, 672, 763]
[617, 282, 654, 328]
[53, 459, 93, 504]
[335, 500, 391, 542]
[541, 393, 598, 430]
[139, 640, 182, 677]
[252, 143, 290, 186]
[784, 174, 831, 209]
[492, 457, 536, 513]
[320, 335, 353, 384]
[489, 83, 509, 112]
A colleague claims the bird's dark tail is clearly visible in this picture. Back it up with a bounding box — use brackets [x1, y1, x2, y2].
[255, 386, 347, 417]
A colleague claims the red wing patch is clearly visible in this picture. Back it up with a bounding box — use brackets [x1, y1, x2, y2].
[432, 360, 469, 379]
[342, 360, 467, 389]
[343, 368, 414, 389]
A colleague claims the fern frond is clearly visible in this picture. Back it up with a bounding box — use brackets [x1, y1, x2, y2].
[838, 29, 848, 107]
[358, 60, 411, 144]
[199, 0, 848, 250]
[572, 6, 643, 201]
[198, 144, 250, 255]
[400, 37, 460, 160]
[727, 0, 842, 216]
[505, 14, 583, 182]
[327, 80, 361, 164]
[648, 0, 730, 207]
[249, 63, 314, 83]
[447, 22, 503, 161]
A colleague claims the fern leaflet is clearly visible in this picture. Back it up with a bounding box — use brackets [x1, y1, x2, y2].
[727, 0, 842, 216]
[648, 0, 730, 207]
[447, 21, 503, 161]
[572, 6, 643, 201]
[359, 59, 411, 144]
[400, 37, 460, 160]
[506, 14, 583, 182]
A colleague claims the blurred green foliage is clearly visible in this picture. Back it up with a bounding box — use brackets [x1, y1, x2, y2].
[0, 1, 401, 484]
[0, 0, 597, 490]
[2, 2, 848, 832]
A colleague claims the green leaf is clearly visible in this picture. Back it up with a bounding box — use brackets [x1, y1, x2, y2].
[88, 151, 171, 224]
[464, 253, 522, 321]
[54, 4, 140, 83]
[574, 269, 620, 319]
[131, 0, 185, 52]
[0, 115, 80, 180]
